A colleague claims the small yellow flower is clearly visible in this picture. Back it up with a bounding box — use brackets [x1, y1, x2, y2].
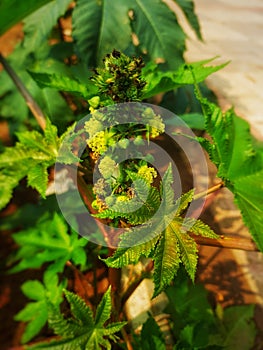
[116, 195, 129, 202]
[87, 131, 107, 156]
[138, 165, 157, 184]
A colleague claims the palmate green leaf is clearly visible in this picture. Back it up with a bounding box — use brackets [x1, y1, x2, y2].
[64, 290, 95, 329]
[0, 145, 51, 168]
[173, 0, 202, 40]
[183, 217, 220, 239]
[16, 125, 59, 158]
[15, 271, 65, 344]
[23, 0, 72, 51]
[0, 154, 47, 210]
[10, 213, 88, 273]
[104, 165, 219, 296]
[0, 119, 59, 208]
[174, 189, 195, 215]
[72, 0, 131, 67]
[142, 58, 228, 99]
[72, 0, 200, 69]
[44, 117, 60, 151]
[0, 0, 73, 133]
[26, 287, 126, 350]
[171, 220, 198, 282]
[56, 123, 82, 164]
[28, 71, 98, 100]
[0, 0, 53, 35]
[198, 97, 263, 251]
[129, 0, 185, 69]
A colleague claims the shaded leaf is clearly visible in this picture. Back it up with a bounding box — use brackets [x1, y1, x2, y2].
[23, 0, 72, 50]
[129, 0, 185, 69]
[0, 0, 53, 35]
[10, 213, 88, 273]
[15, 272, 65, 344]
[223, 305, 256, 350]
[200, 98, 263, 182]
[27, 287, 126, 350]
[72, 0, 131, 67]
[140, 316, 166, 350]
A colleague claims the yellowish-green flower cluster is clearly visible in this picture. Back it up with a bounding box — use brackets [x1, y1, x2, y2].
[87, 131, 107, 158]
[93, 178, 107, 196]
[138, 165, 157, 184]
[98, 156, 118, 179]
[91, 49, 146, 102]
[84, 110, 105, 138]
[84, 109, 118, 159]
[142, 107, 165, 138]
[116, 195, 129, 202]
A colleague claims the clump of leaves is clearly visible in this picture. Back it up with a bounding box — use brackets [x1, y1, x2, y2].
[0, 118, 59, 209]
[9, 213, 87, 274]
[132, 315, 166, 350]
[27, 286, 126, 350]
[165, 272, 257, 349]
[0, 0, 203, 134]
[0, 118, 79, 211]
[15, 271, 66, 344]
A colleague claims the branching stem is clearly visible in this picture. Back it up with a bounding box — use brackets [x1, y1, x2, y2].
[193, 181, 224, 200]
[0, 53, 47, 130]
[192, 234, 259, 251]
